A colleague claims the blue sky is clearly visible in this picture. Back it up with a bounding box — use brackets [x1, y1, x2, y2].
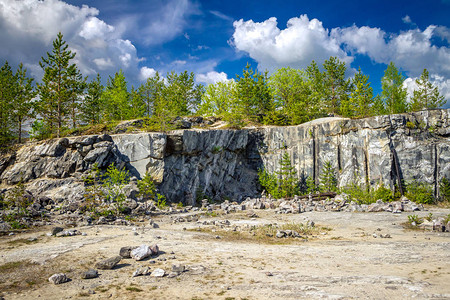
[1, 0, 449, 105]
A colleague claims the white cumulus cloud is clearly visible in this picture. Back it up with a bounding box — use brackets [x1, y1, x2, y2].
[231, 15, 353, 73]
[196, 71, 229, 85]
[139, 67, 158, 81]
[0, 0, 147, 82]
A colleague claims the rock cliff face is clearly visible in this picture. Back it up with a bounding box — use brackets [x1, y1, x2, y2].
[1, 110, 449, 205]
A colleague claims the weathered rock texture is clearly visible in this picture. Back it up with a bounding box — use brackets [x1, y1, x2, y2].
[0, 110, 449, 205]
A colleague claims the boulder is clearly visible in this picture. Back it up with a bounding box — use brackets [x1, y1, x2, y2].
[150, 268, 165, 277]
[49, 273, 69, 284]
[130, 245, 152, 261]
[95, 256, 122, 270]
[119, 246, 138, 258]
[81, 269, 98, 279]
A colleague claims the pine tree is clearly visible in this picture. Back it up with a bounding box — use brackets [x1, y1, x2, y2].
[12, 63, 36, 143]
[276, 152, 298, 197]
[322, 57, 350, 116]
[382, 62, 407, 114]
[81, 73, 103, 125]
[410, 69, 445, 111]
[128, 86, 145, 119]
[102, 70, 129, 121]
[199, 81, 236, 117]
[268, 67, 313, 125]
[164, 71, 204, 116]
[138, 72, 165, 118]
[66, 67, 85, 129]
[319, 161, 337, 192]
[0, 61, 15, 145]
[235, 63, 273, 122]
[38, 32, 82, 137]
[348, 68, 374, 118]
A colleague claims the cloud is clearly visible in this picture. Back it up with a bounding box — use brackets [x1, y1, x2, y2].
[0, 0, 150, 82]
[231, 15, 353, 73]
[338, 25, 450, 78]
[116, 0, 200, 46]
[402, 15, 416, 26]
[210, 10, 234, 22]
[139, 66, 157, 81]
[232, 15, 450, 103]
[196, 71, 229, 85]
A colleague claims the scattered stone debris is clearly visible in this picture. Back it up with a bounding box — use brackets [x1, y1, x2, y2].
[95, 256, 122, 270]
[81, 269, 98, 279]
[132, 266, 151, 277]
[49, 273, 69, 285]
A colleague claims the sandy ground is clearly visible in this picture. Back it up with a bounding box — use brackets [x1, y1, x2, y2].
[0, 208, 449, 300]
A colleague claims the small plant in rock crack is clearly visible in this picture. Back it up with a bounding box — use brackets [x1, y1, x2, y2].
[156, 193, 167, 209]
[83, 163, 105, 213]
[407, 214, 423, 225]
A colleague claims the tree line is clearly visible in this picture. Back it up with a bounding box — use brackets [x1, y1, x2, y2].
[0, 33, 446, 146]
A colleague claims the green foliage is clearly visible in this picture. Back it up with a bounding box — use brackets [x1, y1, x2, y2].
[83, 163, 105, 212]
[211, 146, 223, 154]
[234, 63, 272, 122]
[258, 168, 282, 199]
[406, 121, 416, 129]
[410, 69, 445, 111]
[276, 152, 298, 197]
[12, 63, 36, 143]
[322, 57, 351, 115]
[347, 68, 374, 118]
[198, 81, 235, 117]
[37, 32, 83, 138]
[156, 193, 167, 209]
[0, 61, 16, 146]
[3, 180, 32, 229]
[165, 70, 204, 116]
[319, 161, 337, 192]
[268, 67, 316, 125]
[405, 180, 435, 204]
[382, 62, 408, 114]
[102, 70, 129, 121]
[306, 176, 318, 194]
[373, 184, 394, 202]
[439, 177, 450, 202]
[103, 163, 130, 213]
[81, 73, 103, 125]
[137, 172, 156, 200]
[407, 214, 423, 225]
[258, 152, 298, 198]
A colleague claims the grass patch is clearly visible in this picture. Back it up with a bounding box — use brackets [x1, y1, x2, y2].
[191, 222, 327, 245]
[126, 286, 143, 292]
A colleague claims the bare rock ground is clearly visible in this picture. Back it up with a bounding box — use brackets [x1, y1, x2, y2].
[0, 208, 449, 300]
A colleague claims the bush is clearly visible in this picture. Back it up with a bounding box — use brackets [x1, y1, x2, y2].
[406, 180, 435, 204]
[258, 168, 281, 198]
[137, 172, 156, 200]
[440, 177, 450, 202]
[103, 163, 130, 213]
[373, 185, 394, 202]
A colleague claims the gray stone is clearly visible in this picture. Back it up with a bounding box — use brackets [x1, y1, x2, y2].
[119, 246, 138, 258]
[95, 256, 122, 270]
[51, 227, 64, 236]
[49, 273, 69, 284]
[81, 269, 98, 279]
[130, 244, 152, 261]
[171, 264, 185, 273]
[150, 268, 165, 277]
[132, 266, 151, 277]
